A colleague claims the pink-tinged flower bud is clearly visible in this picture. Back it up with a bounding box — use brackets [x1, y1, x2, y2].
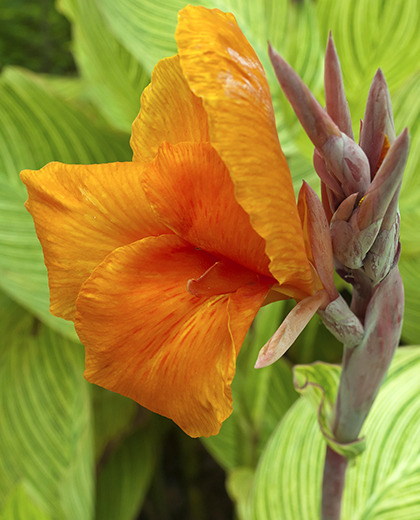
[330, 131, 408, 272]
[313, 149, 344, 199]
[330, 193, 377, 269]
[324, 33, 353, 139]
[321, 133, 370, 197]
[355, 129, 408, 232]
[269, 44, 370, 200]
[318, 294, 364, 347]
[330, 217, 382, 269]
[360, 69, 396, 177]
[269, 43, 341, 151]
[363, 197, 401, 284]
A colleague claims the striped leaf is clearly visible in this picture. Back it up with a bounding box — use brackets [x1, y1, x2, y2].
[0, 67, 130, 189]
[58, 0, 149, 132]
[1, 484, 51, 520]
[393, 72, 420, 343]
[316, 0, 420, 121]
[0, 182, 77, 340]
[95, 423, 162, 520]
[92, 387, 138, 461]
[250, 347, 420, 519]
[0, 294, 94, 519]
[0, 67, 130, 337]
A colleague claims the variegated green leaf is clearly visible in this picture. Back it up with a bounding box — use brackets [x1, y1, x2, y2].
[250, 347, 420, 519]
[58, 0, 149, 132]
[0, 294, 94, 519]
[95, 422, 162, 520]
[0, 67, 130, 337]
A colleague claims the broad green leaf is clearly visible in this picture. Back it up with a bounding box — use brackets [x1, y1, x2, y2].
[58, 0, 149, 132]
[11, 68, 116, 128]
[399, 259, 420, 345]
[388, 72, 420, 342]
[0, 299, 94, 520]
[1, 483, 51, 520]
[92, 387, 138, 460]
[226, 467, 254, 520]
[0, 182, 77, 340]
[315, 0, 420, 120]
[0, 291, 34, 341]
[0, 67, 130, 336]
[203, 302, 299, 470]
[94, 0, 321, 86]
[95, 422, 162, 520]
[250, 347, 420, 520]
[394, 73, 420, 203]
[0, 66, 130, 189]
[3, 68, 86, 107]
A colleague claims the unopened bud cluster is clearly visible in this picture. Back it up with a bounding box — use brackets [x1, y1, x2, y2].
[269, 35, 407, 452]
[269, 38, 408, 289]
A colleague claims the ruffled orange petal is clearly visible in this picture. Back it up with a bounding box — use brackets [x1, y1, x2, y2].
[142, 141, 271, 276]
[131, 55, 209, 162]
[76, 234, 271, 437]
[21, 162, 168, 320]
[176, 6, 315, 298]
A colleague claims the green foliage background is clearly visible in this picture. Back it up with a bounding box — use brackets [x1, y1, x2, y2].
[0, 0, 419, 519]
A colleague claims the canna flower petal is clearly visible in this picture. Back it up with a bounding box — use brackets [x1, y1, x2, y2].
[131, 55, 209, 162]
[76, 234, 271, 437]
[142, 141, 271, 276]
[21, 162, 168, 319]
[176, 6, 316, 299]
[21, 5, 332, 436]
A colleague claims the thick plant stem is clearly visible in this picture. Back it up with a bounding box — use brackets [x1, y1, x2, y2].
[321, 446, 348, 520]
[321, 267, 404, 519]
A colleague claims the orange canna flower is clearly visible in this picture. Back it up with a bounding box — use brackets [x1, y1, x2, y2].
[21, 6, 332, 437]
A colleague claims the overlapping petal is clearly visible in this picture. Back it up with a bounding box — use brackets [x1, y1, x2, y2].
[131, 55, 209, 162]
[176, 6, 316, 298]
[143, 141, 271, 276]
[20, 5, 328, 438]
[21, 162, 168, 319]
[76, 235, 271, 436]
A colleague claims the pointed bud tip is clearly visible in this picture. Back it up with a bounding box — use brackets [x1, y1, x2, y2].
[254, 344, 277, 369]
[371, 68, 388, 92]
[394, 128, 410, 152]
[254, 357, 268, 369]
[268, 41, 276, 59]
[326, 32, 337, 54]
[268, 44, 289, 73]
[375, 68, 385, 81]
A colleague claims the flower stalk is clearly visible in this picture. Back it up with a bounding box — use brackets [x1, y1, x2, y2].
[270, 36, 408, 519]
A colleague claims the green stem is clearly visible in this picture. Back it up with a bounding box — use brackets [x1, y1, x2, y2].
[321, 446, 348, 520]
